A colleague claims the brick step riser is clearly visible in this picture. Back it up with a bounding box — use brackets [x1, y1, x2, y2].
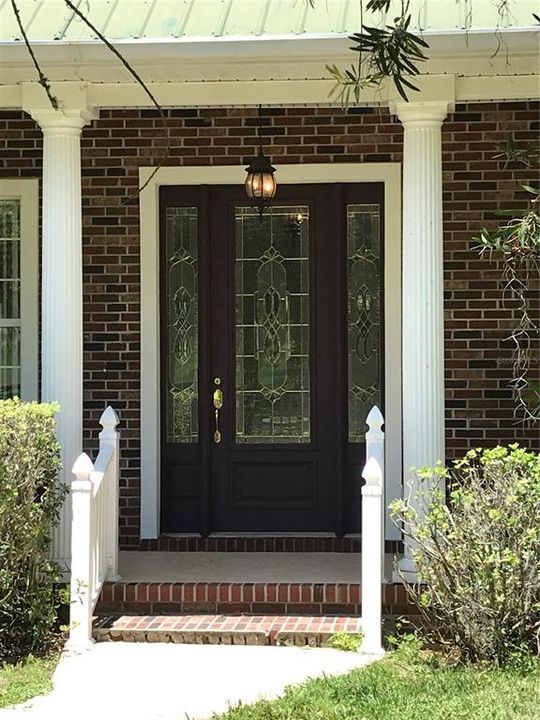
[136, 537, 403, 554]
[98, 600, 362, 615]
[97, 582, 410, 617]
[93, 629, 338, 647]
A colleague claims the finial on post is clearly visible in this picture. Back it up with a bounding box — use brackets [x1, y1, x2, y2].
[362, 456, 383, 489]
[71, 452, 94, 483]
[98, 406, 119, 445]
[366, 405, 384, 433]
[99, 405, 119, 430]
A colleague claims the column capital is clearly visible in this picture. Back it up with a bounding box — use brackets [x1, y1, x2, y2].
[389, 100, 453, 127]
[22, 81, 97, 132]
[29, 108, 97, 133]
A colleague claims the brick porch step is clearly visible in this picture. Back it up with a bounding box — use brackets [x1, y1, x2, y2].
[96, 581, 409, 616]
[94, 614, 363, 647]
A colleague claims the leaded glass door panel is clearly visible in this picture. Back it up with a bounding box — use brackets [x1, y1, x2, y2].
[159, 183, 384, 535]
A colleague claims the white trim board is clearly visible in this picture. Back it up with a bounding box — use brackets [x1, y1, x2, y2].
[139, 163, 402, 541]
[1, 73, 539, 110]
[0, 178, 39, 401]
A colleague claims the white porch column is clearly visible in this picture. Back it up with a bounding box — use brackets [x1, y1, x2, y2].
[25, 86, 96, 570]
[391, 100, 452, 576]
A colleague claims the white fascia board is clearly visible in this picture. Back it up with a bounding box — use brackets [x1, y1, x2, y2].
[0, 26, 537, 50]
[0, 27, 538, 66]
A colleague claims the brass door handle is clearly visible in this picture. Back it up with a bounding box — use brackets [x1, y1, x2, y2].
[213, 388, 223, 409]
[213, 379, 223, 443]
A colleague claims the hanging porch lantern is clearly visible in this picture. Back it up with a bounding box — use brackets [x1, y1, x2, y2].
[245, 106, 277, 217]
[244, 150, 276, 212]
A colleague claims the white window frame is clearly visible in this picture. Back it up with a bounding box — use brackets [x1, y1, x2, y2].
[0, 178, 39, 400]
[139, 164, 402, 541]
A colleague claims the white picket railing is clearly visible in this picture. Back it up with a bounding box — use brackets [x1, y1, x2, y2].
[360, 405, 385, 656]
[66, 406, 120, 650]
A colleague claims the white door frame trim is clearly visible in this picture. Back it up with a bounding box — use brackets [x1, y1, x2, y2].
[139, 163, 402, 540]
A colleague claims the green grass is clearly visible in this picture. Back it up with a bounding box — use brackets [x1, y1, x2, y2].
[212, 646, 540, 720]
[0, 654, 59, 709]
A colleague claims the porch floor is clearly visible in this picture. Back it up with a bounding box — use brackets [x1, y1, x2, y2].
[118, 551, 397, 584]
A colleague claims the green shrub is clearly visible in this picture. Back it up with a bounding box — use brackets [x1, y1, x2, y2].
[0, 399, 65, 662]
[391, 445, 540, 664]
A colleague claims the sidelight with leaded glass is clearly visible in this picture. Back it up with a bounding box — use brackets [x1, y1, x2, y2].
[347, 204, 381, 443]
[165, 206, 199, 443]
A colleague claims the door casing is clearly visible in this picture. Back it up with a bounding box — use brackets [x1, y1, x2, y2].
[139, 163, 402, 541]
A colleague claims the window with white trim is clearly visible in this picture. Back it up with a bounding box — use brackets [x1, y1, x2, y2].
[0, 198, 21, 396]
[0, 180, 38, 400]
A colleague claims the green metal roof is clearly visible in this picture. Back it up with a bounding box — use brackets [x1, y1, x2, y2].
[0, 0, 537, 43]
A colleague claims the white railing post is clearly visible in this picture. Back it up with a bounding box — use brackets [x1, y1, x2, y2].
[66, 452, 95, 651]
[98, 405, 120, 581]
[365, 405, 384, 472]
[361, 456, 385, 656]
[365, 405, 385, 576]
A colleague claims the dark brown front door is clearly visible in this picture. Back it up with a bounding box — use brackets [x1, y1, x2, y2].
[160, 183, 383, 535]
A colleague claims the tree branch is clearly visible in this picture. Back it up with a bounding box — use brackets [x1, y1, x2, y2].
[62, 0, 169, 200]
[9, 0, 60, 110]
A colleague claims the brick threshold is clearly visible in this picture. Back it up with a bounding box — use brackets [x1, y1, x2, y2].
[135, 535, 403, 554]
[94, 613, 363, 647]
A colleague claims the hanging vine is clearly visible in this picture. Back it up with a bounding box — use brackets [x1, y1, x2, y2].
[474, 140, 540, 422]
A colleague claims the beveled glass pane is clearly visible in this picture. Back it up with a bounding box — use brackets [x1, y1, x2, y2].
[0, 326, 20, 399]
[165, 207, 198, 443]
[235, 206, 310, 444]
[347, 204, 381, 443]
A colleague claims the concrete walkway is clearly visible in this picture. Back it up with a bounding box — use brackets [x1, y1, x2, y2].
[1, 643, 377, 720]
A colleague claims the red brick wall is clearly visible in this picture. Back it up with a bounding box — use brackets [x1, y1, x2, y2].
[0, 102, 538, 547]
[441, 103, 539, 457]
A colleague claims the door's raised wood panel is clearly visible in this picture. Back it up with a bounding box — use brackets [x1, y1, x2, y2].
[231, 462, 316, 507]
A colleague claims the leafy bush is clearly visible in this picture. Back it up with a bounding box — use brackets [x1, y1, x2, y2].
[391, 445, 540, 664]
[0, 399, 65, 662]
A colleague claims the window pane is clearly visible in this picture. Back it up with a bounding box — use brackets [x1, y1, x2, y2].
[0, 199, 21, 399]
[347, 204, 381, 443]
[165, 207, 198, 443]
[0, 326, 20, 397]
[235, 206, 310, 444]
[0, 200, 19, 239]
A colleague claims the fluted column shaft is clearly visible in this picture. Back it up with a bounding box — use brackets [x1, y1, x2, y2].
[393, 102, 450, 575]
[29, 107, 95, 569]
